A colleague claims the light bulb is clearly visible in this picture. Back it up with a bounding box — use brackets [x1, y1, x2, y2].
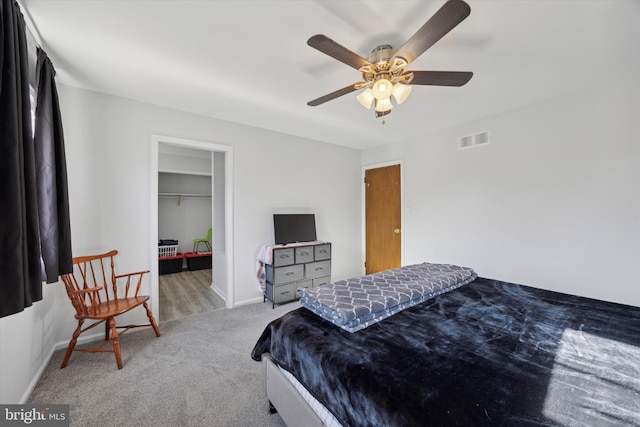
[356, 88, 374, 109]
[392, 83, 412, 104]
[374, 97, 393, 113]
[372, 78, 393, 100]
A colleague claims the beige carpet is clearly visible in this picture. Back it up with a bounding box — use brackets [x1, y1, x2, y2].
[28, 299, 299, 426]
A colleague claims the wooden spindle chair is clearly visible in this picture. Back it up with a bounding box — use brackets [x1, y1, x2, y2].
[60, 250, 161, 369]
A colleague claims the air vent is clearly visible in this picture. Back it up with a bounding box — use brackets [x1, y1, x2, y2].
[458, 130, 491, 150]
[458, 135, 474, 149]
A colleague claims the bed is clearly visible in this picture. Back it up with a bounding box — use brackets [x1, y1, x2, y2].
[251, 263, 640, 426]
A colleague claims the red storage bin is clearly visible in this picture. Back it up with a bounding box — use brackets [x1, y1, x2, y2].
[185, 252, 212, 271]
[159, 253, 184, 275]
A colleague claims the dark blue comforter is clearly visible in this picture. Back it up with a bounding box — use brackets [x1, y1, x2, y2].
[251, 277, 640, 426]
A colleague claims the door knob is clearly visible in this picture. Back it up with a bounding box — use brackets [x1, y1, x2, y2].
[394, 228, 400, 234]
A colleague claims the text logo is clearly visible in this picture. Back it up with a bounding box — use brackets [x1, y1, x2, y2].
[0, 405, 69, 426]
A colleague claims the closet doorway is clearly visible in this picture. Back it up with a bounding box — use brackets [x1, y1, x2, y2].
[150, 135, 234, 321]
[158, 169, 221, 321]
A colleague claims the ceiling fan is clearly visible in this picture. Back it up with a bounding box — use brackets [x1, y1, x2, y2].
[307, 0, 473, 119]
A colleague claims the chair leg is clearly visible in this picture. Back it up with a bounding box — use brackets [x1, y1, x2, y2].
[108, 318, 123, 369]
[61, 319, 84, 369]
[205, 241, 212, 252]
[144, 302, 161, 337]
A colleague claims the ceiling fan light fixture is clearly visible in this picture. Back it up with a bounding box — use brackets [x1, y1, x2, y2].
[372, 78, 393, 100]
[392, 83, 412, 104]
[374, 97, 393, 113]
[356, 88, 375, 109]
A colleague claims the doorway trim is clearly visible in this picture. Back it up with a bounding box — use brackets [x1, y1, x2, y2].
[150, 134, 234, 315]
[362, 160, 404, 274]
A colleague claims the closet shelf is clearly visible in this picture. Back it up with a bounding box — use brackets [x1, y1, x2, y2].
[158, 192, 211, 206]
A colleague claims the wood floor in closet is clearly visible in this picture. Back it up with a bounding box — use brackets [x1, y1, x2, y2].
[159, 269, 225, 322]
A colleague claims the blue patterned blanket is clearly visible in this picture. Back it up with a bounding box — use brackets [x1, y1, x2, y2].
[254, 278, 640, 426]
[297, 262, 477, 332]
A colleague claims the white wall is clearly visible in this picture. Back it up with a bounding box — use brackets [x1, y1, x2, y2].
[55, 84, 362, 307]
[363, 75, 640, 307]
[0, 284, 57, 403]
[0, 84, 362, 403]
[159, 150, 211, 175]
[233, 129, 364, 295]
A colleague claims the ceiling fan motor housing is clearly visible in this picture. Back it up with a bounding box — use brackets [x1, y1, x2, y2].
[360, 45, 412, 87]
[369, 45, 394, 63]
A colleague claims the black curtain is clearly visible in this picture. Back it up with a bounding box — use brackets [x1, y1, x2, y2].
[0, 0, 42, 318]
[0, 1, 72, 318]
[35, 47, 72, 284]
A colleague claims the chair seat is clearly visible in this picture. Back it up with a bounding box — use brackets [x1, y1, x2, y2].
[80, 296, 150, 319]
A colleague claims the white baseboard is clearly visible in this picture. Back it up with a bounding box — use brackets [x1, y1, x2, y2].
[18, 330, 102, 404]
[18, 345, 56, 404]
[210, 283, 270, 309]
[233, 295, 266, 308]
[210, 283, 225, 300]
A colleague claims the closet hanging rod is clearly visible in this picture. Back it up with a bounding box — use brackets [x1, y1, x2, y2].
[158, 192, 211, 206]
[158, 192, 211, 198]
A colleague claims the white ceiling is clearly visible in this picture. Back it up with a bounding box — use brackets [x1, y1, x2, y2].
[19, 0, 640, 150]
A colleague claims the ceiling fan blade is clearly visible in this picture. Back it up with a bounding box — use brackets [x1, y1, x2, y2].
[394, 0, 471, 64]
[307, 84, 360, 106]
[409, 70, 473, 86]
[308, 35, 371, 70]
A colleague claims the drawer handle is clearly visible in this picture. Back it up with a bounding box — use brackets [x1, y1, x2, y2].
[319, 250, 327, 254]
[281, 291, 290, 295]
[279, 254, 290, 258]
[315, 267, 323, 271]
[300, 251, 309, 256]
[285, 272, 295, 276]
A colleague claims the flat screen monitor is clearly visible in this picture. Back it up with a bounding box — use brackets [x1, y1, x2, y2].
[273, 214, 317, 245]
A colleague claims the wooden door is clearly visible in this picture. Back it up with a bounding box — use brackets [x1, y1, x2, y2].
[365, 164, 401, 274]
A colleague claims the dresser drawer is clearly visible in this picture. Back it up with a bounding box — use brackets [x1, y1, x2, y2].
[295, 247, 314, 264]
[305, 260, 331, 279]
[312, 276, 331, 288]
[295, 279, 313, 292]
[314, 244, 331, 261]
[272, 248, 295, 267]
[271, 284, 296, 304]
[272, 264, 304, 284]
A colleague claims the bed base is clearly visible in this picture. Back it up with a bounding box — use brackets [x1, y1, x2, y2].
[261, 353, 327, 427]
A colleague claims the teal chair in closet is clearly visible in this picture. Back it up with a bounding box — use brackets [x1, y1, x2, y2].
[193, 228, 212, 253]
